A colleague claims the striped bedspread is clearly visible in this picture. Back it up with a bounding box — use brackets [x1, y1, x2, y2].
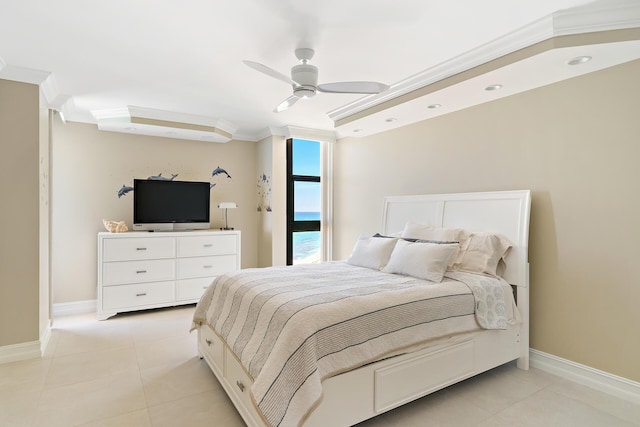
[192, 262, 509, 427]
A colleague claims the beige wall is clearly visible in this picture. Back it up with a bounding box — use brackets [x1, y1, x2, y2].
[51, 121, 258, 304]
[0, 79, 41, 346]
[333, 59, 640, 382]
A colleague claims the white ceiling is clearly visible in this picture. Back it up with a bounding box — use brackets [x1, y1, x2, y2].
[1, 0, 639, 142]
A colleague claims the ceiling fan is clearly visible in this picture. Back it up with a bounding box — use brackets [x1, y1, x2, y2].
[243, 48, 390, 113]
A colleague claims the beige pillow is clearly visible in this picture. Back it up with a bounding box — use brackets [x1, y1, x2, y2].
[346, 236, 399, 270]
[451, 232, 511, 277]
[383, 239, 459, 282]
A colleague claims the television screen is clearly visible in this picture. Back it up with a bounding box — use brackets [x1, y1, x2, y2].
[133, 179, 210, 231]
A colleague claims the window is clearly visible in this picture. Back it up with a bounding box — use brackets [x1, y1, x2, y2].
[287, 138, 321, 265]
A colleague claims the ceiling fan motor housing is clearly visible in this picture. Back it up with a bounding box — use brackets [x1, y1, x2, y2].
[291, 64, 318, 98]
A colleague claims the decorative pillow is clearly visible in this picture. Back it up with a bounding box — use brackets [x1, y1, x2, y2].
[451, 232, 512, 277]
[346, 236, 399, 270]
[382, 239, 459, 282]
[401, 221, 467, 242]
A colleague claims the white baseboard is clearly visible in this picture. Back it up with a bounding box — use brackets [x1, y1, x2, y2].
[0, 324, 52, 365]
[52, 299, 97, 317]
[0, 340, 42, 364]
[530, 349, 640, 405]
[40, 324, 51, 355]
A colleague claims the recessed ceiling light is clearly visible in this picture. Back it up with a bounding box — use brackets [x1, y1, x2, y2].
[427, 104, 441, 109]
[385, 117, 397, 123]
[568, 55, 592, 66]
[485, 84, 502, 91]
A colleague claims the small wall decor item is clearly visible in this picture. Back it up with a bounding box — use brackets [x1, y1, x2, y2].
[212, 166, 232, 179]
[147, 173, 178, 180]
[117, 185, 134, 198]
[257, 173, 272, 212]
[102, 219, 128, 233]
[210, 166, 232, 188]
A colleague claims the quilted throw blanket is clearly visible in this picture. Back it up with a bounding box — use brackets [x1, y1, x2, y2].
[192, 262, 509, 427]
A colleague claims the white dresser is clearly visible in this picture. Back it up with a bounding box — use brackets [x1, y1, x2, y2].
[97, 230, 241, 320]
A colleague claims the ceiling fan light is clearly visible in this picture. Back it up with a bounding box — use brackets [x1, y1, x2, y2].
[294, 87, 316, 99]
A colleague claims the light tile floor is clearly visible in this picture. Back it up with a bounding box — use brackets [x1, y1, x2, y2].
[1, 305, 638, 426]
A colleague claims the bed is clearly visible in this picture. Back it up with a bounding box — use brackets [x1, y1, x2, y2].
[192, 190, 531, 427]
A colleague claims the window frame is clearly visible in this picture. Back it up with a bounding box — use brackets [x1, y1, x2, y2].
[286, 138, 321, 265]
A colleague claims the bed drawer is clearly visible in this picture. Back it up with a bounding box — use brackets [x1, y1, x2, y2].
[225, 350, 255, 412]
[199, 326, 224, 371]
[374, 340, 475, 413]
[102, 259, 175, 286]
[102, 237, 175, 261]
[102, 281, 175, 310]
[177, 234, 237, 257]
[177, 277, 214, 301]
[177, 255, 236, 279]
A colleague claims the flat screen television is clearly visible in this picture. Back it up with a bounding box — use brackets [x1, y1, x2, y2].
[133, 179, 211, 231]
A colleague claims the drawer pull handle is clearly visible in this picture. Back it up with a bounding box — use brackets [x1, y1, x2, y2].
[203, 244, 213, 248]
[236, 380, 245, 392]
[205, 339, 213, 346]
[203, 265, 212, 269]
[136, 293, 147, 297]
[136, 247, 147, 251]
[136, 270, 147, 274]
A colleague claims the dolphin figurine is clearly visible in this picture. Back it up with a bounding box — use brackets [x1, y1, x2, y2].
[117, 185, 134, 198]
[148, 173, 178, 181]
[212, 166, 231, 179]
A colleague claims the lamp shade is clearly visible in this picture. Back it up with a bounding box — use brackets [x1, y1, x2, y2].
[217, 202, 237, 209]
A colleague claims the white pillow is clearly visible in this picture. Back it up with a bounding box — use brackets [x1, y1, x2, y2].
[402, 221, 467, 242]
[383, 239, 459, 282]
[346, 236, 398, 270]
[451, 232, 511, 277]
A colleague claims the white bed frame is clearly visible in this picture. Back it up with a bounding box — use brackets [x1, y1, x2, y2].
[198, 190, 531, 427]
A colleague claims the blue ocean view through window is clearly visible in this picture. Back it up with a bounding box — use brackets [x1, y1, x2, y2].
[290, 139, 322, 265]
[293, 211, 321, 264]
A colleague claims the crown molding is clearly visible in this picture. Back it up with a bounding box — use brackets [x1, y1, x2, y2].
[0, 64, 51, 86]
[92, 106, 237, 143]
[327, 0, 640, 124]
[269, 125, 336, 143]
[553, 0, 640, 36]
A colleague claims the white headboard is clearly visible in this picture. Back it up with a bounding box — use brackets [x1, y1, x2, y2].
[382, 190, 531, 287]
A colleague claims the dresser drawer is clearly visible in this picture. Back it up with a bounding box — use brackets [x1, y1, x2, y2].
[199, 326, 224, 372]
[225, 349, 255, 412]
[177, 255, 236, 279]
[177, 277, 214, 301]
[374, 340, 474, 412]
[102, 281, 175, 310]
[103, 237, 175, 262]
[177, 234, 237, 258]
[102, 259, 175, 286]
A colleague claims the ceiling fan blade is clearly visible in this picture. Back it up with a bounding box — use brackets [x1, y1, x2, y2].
[274, 95, 299, 113]
[243, 60, 296, 86]
[317, 81, 389, 94]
